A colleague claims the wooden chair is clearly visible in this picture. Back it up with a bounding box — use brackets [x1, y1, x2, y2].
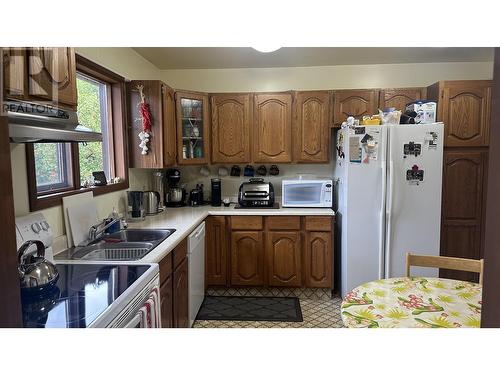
[406, 253, 484, 285]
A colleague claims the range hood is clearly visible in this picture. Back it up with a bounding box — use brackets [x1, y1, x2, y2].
[6, 100, 102, 143]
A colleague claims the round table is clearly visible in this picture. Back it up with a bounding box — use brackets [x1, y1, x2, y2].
[341, 277, 482, 328]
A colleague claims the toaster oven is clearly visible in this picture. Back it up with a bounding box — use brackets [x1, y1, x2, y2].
[282, 179, 333, 208]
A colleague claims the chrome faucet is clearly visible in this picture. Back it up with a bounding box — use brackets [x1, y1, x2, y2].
[87, 217, 121, 243]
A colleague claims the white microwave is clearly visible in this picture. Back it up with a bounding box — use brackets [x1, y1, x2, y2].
[282, 179, 333, 208]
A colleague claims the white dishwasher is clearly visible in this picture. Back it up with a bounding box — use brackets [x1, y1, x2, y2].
[188, 221, 205, 327]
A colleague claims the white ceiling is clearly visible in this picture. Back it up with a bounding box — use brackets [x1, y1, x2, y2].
[132, 47, 494, 70]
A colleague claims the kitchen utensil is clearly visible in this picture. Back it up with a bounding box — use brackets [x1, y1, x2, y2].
[152, 170, 166, 207]
[223, 198, 230, 207]
[243, 165, 255, 177]
[256, 165, 267, 176]
[143, 191, 162, 215]
[18, 240, 59, 292]
[218, 167, 229, 176]
[211, 178, 222, 207]
[67, 200, 99, 246]
[269, 165, 280, 176]
[230, 165, 241, 177]
[62, 192, 94, 247]
[127, 191, 145, 221]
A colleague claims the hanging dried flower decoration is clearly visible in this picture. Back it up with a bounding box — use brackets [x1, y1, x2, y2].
[137, 84, 152, 155]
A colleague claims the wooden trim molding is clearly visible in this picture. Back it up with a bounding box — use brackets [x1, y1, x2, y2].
[25, 55, 130, 212]
[481, 48, 500, 327]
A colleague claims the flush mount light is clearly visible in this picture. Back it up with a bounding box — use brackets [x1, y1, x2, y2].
[252, 46, 281, 53]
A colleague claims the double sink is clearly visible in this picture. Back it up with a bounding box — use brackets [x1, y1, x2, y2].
[55, 229, 175, 261]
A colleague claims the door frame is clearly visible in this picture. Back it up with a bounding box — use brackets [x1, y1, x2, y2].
[481, 47, 500, 327]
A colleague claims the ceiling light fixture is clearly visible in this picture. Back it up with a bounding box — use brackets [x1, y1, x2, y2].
[252, 46, 281, 53]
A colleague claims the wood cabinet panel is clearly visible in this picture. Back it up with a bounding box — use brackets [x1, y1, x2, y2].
[441, 149, 487, 282]
[333, 89, 378, 126]
[128, 80, 164, 168]
[379, 88, 425, 112]
[173, 257, 189, 328]
[205, 216, 228, 286]
[160, 276, 173, 328]
[230, 231, 264, 286]
[253, 93, 292, 163]
[266, 231, 302, 287]
[432, 81, 492, 147]
[267, 216, 301, 231]
[176, 90, 210, 165]
[211, 93, 252, 163]
[173, 238, 188, 270]
[2, 48, 25, 98]
[27, 47, 77, 108]
[304, 232, 333, 288]
[162, 83, 177, 166]
[159, 252, 172, 285]
[293, 91, 330, 163]
[305, 216, 332, 232]
[230, 216, 263, 230]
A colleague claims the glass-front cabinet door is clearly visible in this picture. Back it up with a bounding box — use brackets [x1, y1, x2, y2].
[175, 91, 210, 164]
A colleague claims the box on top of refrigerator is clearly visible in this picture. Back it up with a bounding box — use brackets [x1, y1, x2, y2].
[406, 100, 437, 124]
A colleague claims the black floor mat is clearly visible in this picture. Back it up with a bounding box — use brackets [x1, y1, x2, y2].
[196, 296, 303, 322]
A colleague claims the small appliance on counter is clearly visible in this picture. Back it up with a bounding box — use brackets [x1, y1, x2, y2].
[152, 170, 166, 208]
[165, 168, 186, 207]
[282, 179, 333, 208]
[189, 184, 204, 206]
[143, 191, 163, 215]
[236, 178, 276, 208]
[211, 178, 222, 207]
[127, 191, 145, 221]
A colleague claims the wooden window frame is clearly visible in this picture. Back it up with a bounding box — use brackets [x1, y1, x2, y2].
[26, 54, 129, 211]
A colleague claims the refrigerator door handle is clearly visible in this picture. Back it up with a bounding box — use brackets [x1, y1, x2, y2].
[385, 160, 395, 278]
[378, 160, 387, 279]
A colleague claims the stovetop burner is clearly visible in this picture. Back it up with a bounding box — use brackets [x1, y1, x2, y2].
[21, 264, 150, 328]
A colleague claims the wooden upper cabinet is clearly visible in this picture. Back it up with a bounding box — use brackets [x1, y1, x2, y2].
[27, 47, 77, 109]
[428, 80, 492, 147]
[3, 48, 25, 98]
[266, 231, 302, 287]
[230, 231, 264, 286]
[253, 93, 293, 163]
[205, 216, 228, 286]
[176, 90, 210, 165]
[211, 93, 252, 163]
[293, 91, 330, 163]
[162, 83, 177, 166]
[379, 88, 426, 112]
[333, 89, 378, 126]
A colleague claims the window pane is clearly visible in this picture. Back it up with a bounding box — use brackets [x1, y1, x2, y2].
[76, 73, 111, 185]
[34, 143, 72, 193]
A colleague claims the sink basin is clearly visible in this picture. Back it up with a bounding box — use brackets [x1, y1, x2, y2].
[55, 228, 176, 261]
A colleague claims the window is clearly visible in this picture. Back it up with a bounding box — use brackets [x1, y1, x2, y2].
[26, 54, 129, 211]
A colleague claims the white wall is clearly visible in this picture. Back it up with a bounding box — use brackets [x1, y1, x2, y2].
[159, 62, 493, 92]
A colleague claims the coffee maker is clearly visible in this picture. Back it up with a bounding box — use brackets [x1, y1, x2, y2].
[165, 168, 186, 207]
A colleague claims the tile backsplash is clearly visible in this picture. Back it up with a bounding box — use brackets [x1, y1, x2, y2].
[175, 163, 334, 202]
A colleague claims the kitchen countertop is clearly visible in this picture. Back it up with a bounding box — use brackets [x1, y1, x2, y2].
[56, 205, 334, 265]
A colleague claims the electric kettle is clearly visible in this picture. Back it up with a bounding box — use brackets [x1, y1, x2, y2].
[18, 240, 59, 292]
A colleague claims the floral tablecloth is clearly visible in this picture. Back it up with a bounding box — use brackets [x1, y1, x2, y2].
[341, 277, 482, 328]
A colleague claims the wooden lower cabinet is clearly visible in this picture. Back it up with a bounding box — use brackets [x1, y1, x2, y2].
[230, 231, 264, 286]
[160, 276, 173, 328]
[173, 257, 189, 327]
[304, 232, 333, 288]
[205, 216, 228, 286]
[266, 231, 302, 287]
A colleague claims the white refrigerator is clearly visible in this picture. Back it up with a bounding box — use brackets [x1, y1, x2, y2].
[334, 123, 444, 297]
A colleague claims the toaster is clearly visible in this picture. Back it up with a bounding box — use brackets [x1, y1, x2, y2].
[238, 178, 275, 207]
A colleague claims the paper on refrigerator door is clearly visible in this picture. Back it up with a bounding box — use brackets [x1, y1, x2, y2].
[361, 128, 381, 162]
[349, 136, 362, 163]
